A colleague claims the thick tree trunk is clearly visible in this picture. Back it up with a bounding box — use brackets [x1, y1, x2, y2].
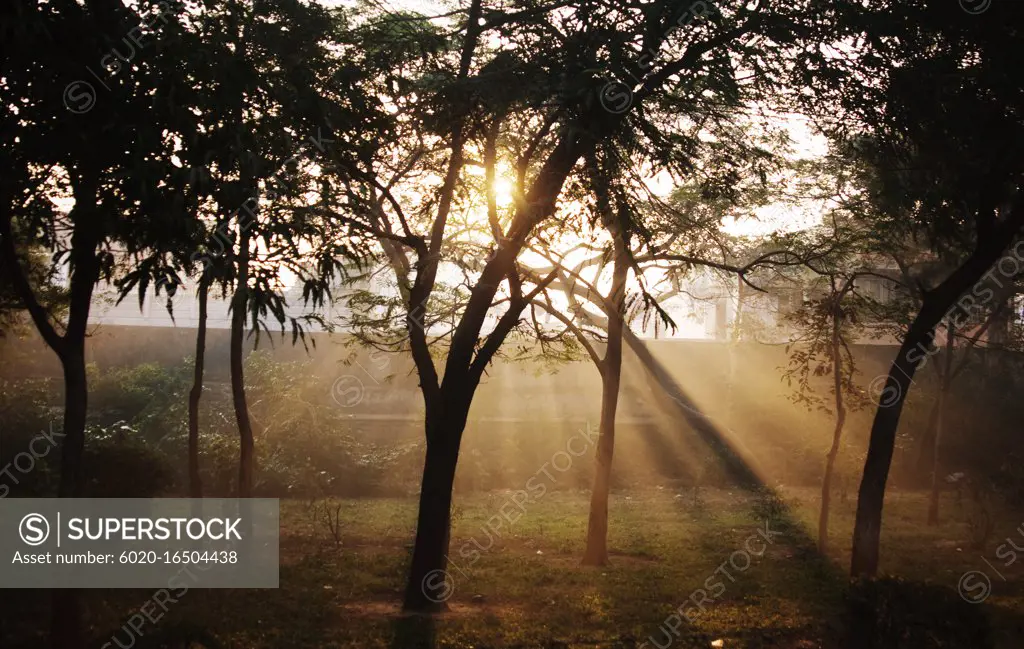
[50, 342, 88, 649]
[396, 85, 608, 612]
[851, 314, 938, 577]
[928, 327, 955, 525]
[57, 344, 88, 498]
[47, 207, 99, 649]
[818, 313, 846, 555]
[187, 276, 209, 499]
[230, 231, 254, 499]
[403, 405, 467, 612]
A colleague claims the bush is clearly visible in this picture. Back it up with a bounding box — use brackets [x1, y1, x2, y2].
[0, 377, 61, 497]
[83, 422, 177, 497]
[88, 362, 189, 441]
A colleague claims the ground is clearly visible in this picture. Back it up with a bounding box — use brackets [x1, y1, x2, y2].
[4, 487, 1023, 648]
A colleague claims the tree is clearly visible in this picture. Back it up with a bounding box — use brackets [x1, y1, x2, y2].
[876, 248, 1016, 525]
[800, 1, 1024, 576]
[319, 0, 848, 610]
[0, 2, 202, 646]
[526, 154, 635, 567]
[778, 225, 875, 553]
[3, 2, 375, 644]
[118, 0, 377, 500]
[529, 142, 798, 564]
[920, 303, 1009, 525]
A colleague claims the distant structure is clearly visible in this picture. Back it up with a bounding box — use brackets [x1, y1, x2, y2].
[87, 264, 905, 344]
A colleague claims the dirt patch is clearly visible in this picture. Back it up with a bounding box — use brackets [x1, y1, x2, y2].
[339, 599, 516, 618]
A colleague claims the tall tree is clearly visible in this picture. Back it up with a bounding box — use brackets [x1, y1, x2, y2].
[0, 2, 202, 646]
[780, 246, 875, 553]
[801, 1, 1024, 576]
[323, 0, 845, 610]
[119, 0, 376, 499]
[529, 148, 796, 564]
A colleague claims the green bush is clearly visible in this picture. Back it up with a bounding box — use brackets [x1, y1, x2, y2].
[83, 422, 176, 497]
[88, 362, 190, 441]
[0, 377, 62, 497]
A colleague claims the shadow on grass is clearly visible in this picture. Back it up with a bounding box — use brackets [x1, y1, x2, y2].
[389, 612, 437, 649]
[618, 490, 846, 649]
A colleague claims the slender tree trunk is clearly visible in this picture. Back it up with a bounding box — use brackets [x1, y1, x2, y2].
[187, 275, 209, 499]
[403, 399, 468, 612]
[582, 357, 621, 565]
[230, 230, 254, 499]
[582, 368, 620, 565]
[850, 208, 1024, 577]
[818, 310, 847, 554]
[851, 313, 938, 576]
[925, 397, 946, 525]
[986, 295, 1009, 373]
[914, 400, 941, 483]
[582, 230, 627, 566]
[928, 326, 955, 525]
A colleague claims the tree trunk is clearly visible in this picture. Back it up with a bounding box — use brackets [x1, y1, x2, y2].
[57, 343, 88, 498]
[48, 206, 99, 649]
[851, 313, 938, 577]
[50, 341, 88, 649]
[230, 231, 254, 499]
[187, 275, 209, 499]
[399, 248, 516, 612]
[913, 399, 941, 483]
[582, 360, 621, 565]
[582, 230, 627, 566]
[985, 294, 1010, 373]
[403, 405, 467, 612]
[851, 214, 1024, 577]
[926, 399, 945, 525]
[818, 310, 847, 555]
[927, 326, 955, 525]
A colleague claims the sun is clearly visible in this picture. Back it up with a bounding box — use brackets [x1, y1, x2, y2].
[493, 177, 514, 208]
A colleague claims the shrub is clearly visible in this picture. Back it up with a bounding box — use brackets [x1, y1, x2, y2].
[0, 378, 61, 496]
[83, 422, 176, 498]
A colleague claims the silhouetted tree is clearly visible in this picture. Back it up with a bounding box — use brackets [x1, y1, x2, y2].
[0, 2, 202, 645]
[801, 0, 1024, 576]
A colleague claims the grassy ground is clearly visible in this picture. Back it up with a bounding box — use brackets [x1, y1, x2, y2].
[4, 487, 1023, 648]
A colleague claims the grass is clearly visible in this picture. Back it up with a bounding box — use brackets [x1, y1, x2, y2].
[4, 486, 1023, 648]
